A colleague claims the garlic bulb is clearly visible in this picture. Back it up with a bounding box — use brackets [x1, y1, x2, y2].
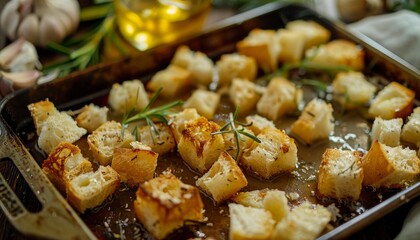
[0, 0, 80, 47]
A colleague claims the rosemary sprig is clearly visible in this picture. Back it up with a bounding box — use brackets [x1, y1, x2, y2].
[212, 107, 261, 160]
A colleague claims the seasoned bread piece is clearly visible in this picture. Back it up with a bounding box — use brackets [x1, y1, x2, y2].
[75, 103, 109, 133]
[177, 117, 225, 173]
[136, 122, 176, 155]
[240, 128, 298, 179]
[305, 39, 365, 71]
[332, 71, 377, 109]
[111, 143, 158, 187]
[368, 82, 415, 119]
[42, 142, 92, 194]
[290, 98, 334, 145]
[87, 121, 134, 165]
[134, 173, 204, 239]
[245, 114, 276, 135]
[256, 77, 302, 121]
[38, 112, 87, 154]
[286, 20, 331, 50]
[237, 29, 279, 72]
[169, 108, 201, 143]
[371, 117, 403, 147]
[223, 127, 255, 160]
[276, 29, 305, 63]
[147, 65, 192, 98]
[171, 45, 194, 68]
[229, 78, 262, 115]
[216, 53, 257, 86]
[196, 152, 248, 203]
[272, 201, 331, 240]
[108, 80, 149, 114]
[228, 203, 275, 240]
[317, 148, 364, 200]
[183, 89, 220, 119]
[66, 165, 120, 213]
[401, 107, 420, 147]
[27, 99, 59, 135]
[362, 141, 420, 188]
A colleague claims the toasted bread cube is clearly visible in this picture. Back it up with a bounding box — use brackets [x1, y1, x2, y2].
[223, 127, 255, 160]
[305, 39, 365, 71]
[237, 29, 279, 72]
[362, 141, 420, 188]
[171, 45, 194, 68]
[147, 65, 192, 98]
[368, 81, 415, 119]
[178, 117, 225, 173]
[134, 173, 204, 239]
[87, 121, 134, 165]
[229, 78, 262, 115]
[183, 89, 220, 119]
[332, 71, 377, 109]
[108, 80, 149, 114]
[256, 77, 302, 121]
[169, 108, 201, 143]
[136, 123, 176, 155]
[229, 203, 275, 240]
[42, 142, 93, 194]
[75, 104, 109, 133]
[245, 114, 276, 135]
[317, 148, 364, 200]
[66, 166, 120, 213]
[27, 99, 59, 135]
[290, 98, 334, 145]
[38, 112, 87, 154]
[272, 201, 331, 240]
[276, 29, 305, 63]
[217, 53, 257, 86]
[402, 107, 420, 147]
[371, 117, 403, 147]
[286, 20, 331, 50]
[240, 128, 297, 179]
[196, 152, 248, 203]
[111, 144, 158, 187]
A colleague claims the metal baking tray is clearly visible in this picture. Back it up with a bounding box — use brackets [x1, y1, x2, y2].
[1, 3, 419, 240]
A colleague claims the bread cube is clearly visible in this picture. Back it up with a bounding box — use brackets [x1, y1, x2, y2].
[290, 98, 334, 145]
[305, 39, 365, 71]
[276, 29, 305, 63]
[75, 103, 109, 133]
[171, 45, 194, 68]
[362, 141, 420, 188]
[229, 78, 262, 115]
[228, 203, 275, 240]
[245, 114, 276, 135]
[256, 77, 302, 121]
[286, 20, 331, 50]
[272, 201, 331, 240]
[134, 173, 204, 239]
[196, 152, 248, 203]
[147, 65, 192, 98]
[177, 117, 225, 173]
[317, 148, 364, 200]
[42, 142, 93, 194]
[332, 71, 377, 109]
[136, 122, 176, 155]
[401, 107, 420, 147]
[108, 79, 149, 114]
[87, 121, 134, 165]
[223, 127, 255, 160]
[111, 144, 158, 187]
[66, 166, 120, 213]
[240, 128, 297, 179]
[216, 53, 257, 86]
[368, 81, 415, 119]
[371, 117, 403, 147]
[27, 99, 59, 135]
[237, 29, 279, 72]
[183, 89, 220, 119]
[38, 112, 87, 154]
[169, 108, 201, 143]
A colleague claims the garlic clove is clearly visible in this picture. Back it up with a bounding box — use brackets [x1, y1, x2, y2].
[0, 38, 25, 68]
[18, 14, 40, 45]
[47, 0, 80, 33]
[8, 41, 40, 72]
[0, 0, 20, 39]
[50, 10, 73, 36]
[0, 70, 40, 89]
[38, 14, 67, 47]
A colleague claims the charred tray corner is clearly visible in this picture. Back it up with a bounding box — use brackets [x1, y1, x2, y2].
[1, 3, 420, 240]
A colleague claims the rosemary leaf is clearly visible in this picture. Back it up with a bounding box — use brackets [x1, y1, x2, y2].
[80, 3, 113, 21]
